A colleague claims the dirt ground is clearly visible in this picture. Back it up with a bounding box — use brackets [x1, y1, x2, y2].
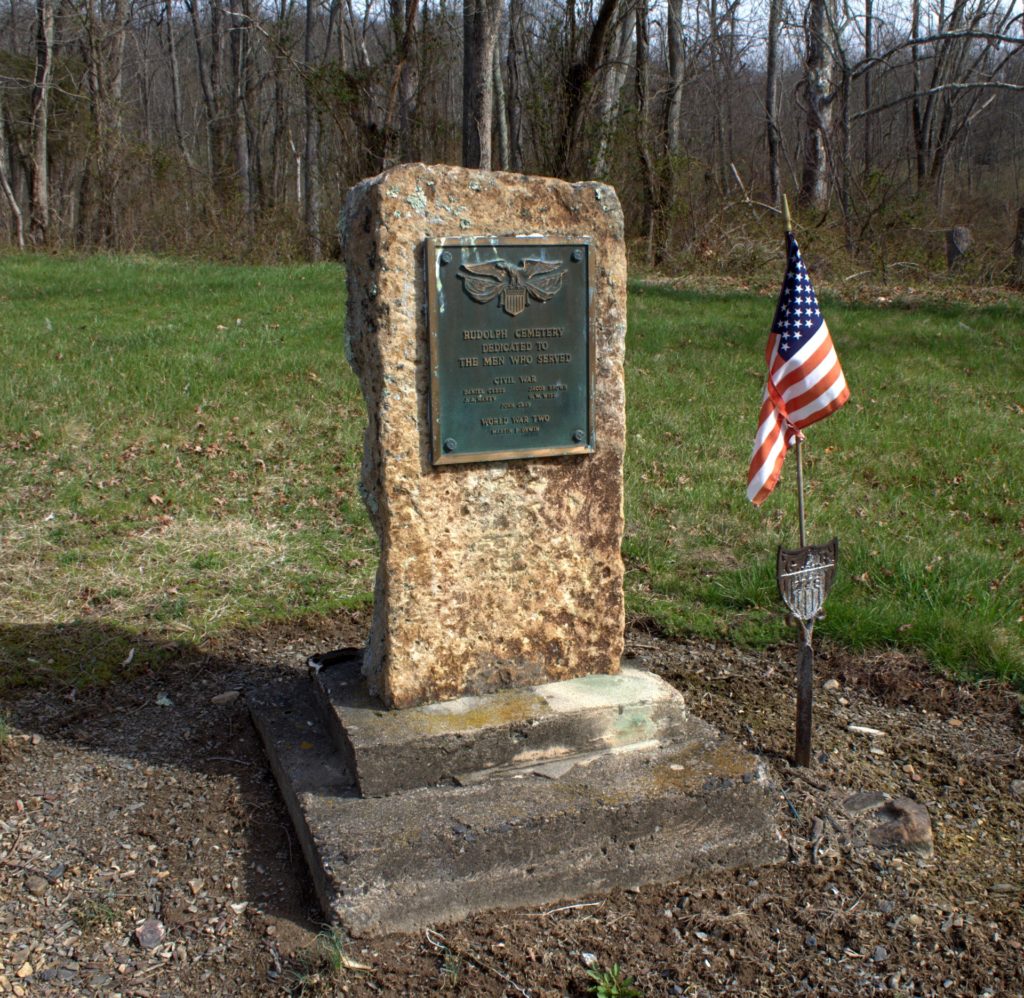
[2, 616, 1022, 997]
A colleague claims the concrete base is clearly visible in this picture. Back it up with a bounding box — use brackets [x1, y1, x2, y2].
[250, 658, 785, 938]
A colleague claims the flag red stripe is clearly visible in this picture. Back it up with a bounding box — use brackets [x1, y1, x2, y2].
[768, 334, 834, 412]
[785, 358, 844, 419]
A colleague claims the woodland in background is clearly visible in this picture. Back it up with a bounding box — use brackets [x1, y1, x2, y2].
[1, 0, 1023, 280]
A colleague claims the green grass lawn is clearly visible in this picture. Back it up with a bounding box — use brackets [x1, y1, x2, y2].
[2, 254, 1022, 690]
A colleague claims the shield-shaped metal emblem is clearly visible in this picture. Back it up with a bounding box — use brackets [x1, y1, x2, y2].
[777, 538, 838, 625]
[502, 287, 527, 316]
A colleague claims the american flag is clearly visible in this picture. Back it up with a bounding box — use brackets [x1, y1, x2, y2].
[746, 232, 849, 506]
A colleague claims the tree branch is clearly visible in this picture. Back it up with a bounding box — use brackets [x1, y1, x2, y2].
[852, 79, 1024, 119]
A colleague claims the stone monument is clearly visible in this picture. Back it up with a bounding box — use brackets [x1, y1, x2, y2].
[344, 165, 626, 708]
[251, 164, 783, 938]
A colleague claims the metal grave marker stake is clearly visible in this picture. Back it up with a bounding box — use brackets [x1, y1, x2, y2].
[777, 537, 838, 767]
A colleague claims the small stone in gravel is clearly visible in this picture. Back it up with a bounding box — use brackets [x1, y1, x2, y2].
[581, 952, 598, 968]
[872, 945, 888, 962]
[842, 791, 889, 815]
[848, 724, 887, 737]
[907, 914, 923, 928]
[135, 918, 166, 950]
[869, 798, 934, 856]
[211, 690, 241, 705]
[1010, 780, 1024, 798]
[24, 874, 48, 896]
[823, 679, 840, 691]
[38, 969, 58, 982]
[45, 863, 66, 882]
[16, 962, 33, 979]
[804, 935, 817, 949]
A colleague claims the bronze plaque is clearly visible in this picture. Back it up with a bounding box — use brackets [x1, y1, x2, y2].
[426, 235, 595, 465]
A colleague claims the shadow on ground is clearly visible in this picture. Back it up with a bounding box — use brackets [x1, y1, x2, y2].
[0, 614, 368, 993]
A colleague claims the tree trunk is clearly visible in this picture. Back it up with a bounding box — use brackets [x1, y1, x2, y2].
[666, 0, 684, 155]
[800, 0, 837, 210]
[229, 0, 253, 219]
[1012, 206, 1024, 287]
[381, 0, 420, 167]
[590, 11, 632, 178]
[304, 0, 322, 257]
[166, 0, 190, 165]
[634, 0, 658, 263]
[709, 0, 726, 190]
[186, 0, 220, 178]
[862, 0, 872, 178]
[493, 40, 509, 172]
[910, 0, 925, 186]
[505, 0, 525, 171]
[462, 0, 500, 168]
[0, 92, 25, 250]
[765, 0, 782, 204]
[28, 0, 53, 244]
[556, 0, 620, 178]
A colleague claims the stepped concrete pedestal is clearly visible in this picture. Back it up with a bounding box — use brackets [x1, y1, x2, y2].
[250, 652, 785, 938]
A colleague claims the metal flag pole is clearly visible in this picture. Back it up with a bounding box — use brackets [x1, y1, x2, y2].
[776, 193, 836, 768]
[782, 194, 807, 550]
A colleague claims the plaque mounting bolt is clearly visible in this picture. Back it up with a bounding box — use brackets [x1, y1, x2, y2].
[571, 249, 583, 262]
[440, 251, 452, 265]
[443, 438, 457, 453]
[573, 429, 585, 443]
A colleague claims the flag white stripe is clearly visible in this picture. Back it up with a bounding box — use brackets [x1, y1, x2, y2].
[746, 419, 787, 500]
[750, 392, 776, 449]
[780, 346, 839, 402]
[770, 325, 829, 381]
[787, 371, 848, 425]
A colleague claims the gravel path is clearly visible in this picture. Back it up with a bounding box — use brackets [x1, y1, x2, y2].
[2, 619, 1022, 996]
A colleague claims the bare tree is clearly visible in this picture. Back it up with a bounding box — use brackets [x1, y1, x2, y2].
[800, 0, 838, 209]
[590, 7, 633, 178]
[765, 0, 783, 203]
[505, 0, 525, 171]
[304, 0, 323, 256]
[166, 0, 191, 165]
[555, 0, 621, 178]
[462, 0, 501, 168]
[634, 0, 658, 260]
[28, 0, 53, 244]
[0, 90, 24, 249]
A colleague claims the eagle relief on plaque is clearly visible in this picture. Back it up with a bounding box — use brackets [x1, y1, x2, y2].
[425, 236, 595, 465]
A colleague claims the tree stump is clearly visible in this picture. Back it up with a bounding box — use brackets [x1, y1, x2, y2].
[945, 226, 971, 270]
[1013, 207, 1024, 287]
